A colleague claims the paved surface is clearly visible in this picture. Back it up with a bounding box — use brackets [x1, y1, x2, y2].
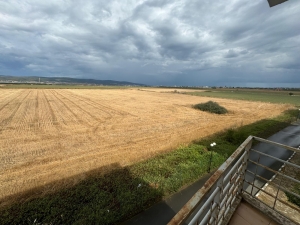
[245, 124, 300, 194]
[123, 123, 300, 225]
[122, 172, 214, 225]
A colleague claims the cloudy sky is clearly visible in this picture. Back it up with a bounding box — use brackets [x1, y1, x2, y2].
[0, 0, 299, 87]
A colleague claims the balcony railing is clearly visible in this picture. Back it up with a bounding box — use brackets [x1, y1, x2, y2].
[168, 136, 300, 225]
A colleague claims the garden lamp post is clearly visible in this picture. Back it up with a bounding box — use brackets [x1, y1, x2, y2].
[208, 142, 216, 173]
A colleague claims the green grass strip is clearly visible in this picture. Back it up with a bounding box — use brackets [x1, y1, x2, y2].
[187, 90, 300, 106]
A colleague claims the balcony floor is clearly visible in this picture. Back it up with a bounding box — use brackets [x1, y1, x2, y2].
[229, 200, 279, 225]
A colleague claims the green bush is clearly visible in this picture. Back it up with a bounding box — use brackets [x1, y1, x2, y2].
[193, 101, 228, 114]
[224, 128, 248, 145]
[285, 184, 300, 207]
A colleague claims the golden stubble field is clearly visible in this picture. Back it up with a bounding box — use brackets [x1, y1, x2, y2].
[0, 88, 290, 203]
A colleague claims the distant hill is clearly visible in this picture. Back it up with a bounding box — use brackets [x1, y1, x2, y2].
[0, 75, 146, 86]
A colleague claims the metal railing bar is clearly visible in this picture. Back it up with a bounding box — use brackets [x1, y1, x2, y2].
[243, 192, 300, 225]
[244, 179, 276, 198]
[203, 190, 236, 225]
[243, 180, 300, 212]
[245, 170, 257, 182]
[217, 206, 231, 225]
[251, 153, 261, 195]
[218, 191, 239, 225]
[219, 188, 235, 215]
[208, 210, 217, 224]
[273, 168, 285, 210]
[207, 192, 235, 225]
[220, 177, 242, 209]
[248, 160, 300, 185]
[221, 183, 242, 212]
[253, 136, 300, 153]
[167, 136, 254, 225]
[220, 168, 243, 203]
[250, 149, 300, 170]
[218, 209, 228, 225]
[169, 136, 300, 225]
[197, 150, 249, 224]
[223, 151, 247, 183]
[218, 204, 227, 225]
[198, 201, 218, 225]
[217, 211, 225, 225]
[259, 177, 300, 200]
[220, 174, 244, 215]
[188, 187, 220, 225]
[220, 184, 237, 210]
[246, 170, 273, 184]
[218, 181, 241, 220]
[207, 202, 214, 225]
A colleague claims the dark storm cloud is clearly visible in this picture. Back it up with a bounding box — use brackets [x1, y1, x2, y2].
[224, 50, 239, 58]
[0, 0, 299, 86]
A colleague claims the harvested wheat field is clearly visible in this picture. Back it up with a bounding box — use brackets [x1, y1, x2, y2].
[0, 89, 290, 202]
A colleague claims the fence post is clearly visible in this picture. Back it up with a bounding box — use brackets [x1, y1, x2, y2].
[239, 137, 252, 194]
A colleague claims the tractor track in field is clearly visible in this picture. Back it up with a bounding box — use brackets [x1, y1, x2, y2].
[49, 90, 84, 126]
[0, 90, 26, 113]
[42, 90, 60, 129]
[63, 90, 137, 117]
[59, 90, 114, 118]
[52, 90, 101, 125]
[0, 91, 31, 133]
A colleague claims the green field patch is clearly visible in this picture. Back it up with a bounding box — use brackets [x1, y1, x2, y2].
[187, 90, 300, 105]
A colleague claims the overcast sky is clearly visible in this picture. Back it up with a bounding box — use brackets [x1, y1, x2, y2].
[0, 0, 299, 87]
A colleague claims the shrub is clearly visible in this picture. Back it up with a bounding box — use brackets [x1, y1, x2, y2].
[224, 128, 248, 145]
[285, 184, 300, 207]
[193, 101, 228, 114]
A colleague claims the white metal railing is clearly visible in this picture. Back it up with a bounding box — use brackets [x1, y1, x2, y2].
[168, 136, 300, 225]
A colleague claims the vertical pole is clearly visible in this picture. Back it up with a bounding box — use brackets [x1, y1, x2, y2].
[208, 143, 216, 173]
[240, 138, 252, 195]
[208, 150, 213, 173]
[273, 166, 285, 209]
[251, 155, 260, 196]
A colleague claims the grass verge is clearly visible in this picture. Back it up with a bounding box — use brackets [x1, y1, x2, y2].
[186, 89, 300, 106]
[286, 184, 300, 208]
[0, 109, 297, 225]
